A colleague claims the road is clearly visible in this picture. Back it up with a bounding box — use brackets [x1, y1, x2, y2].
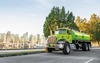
[0, 48, 100, 63]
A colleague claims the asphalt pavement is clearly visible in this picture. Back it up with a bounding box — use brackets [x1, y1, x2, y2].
[0, 48, 100, 63]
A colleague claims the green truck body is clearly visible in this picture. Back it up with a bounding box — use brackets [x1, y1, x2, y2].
[46, 28, 91, 55]
[72, 30, 90, 42]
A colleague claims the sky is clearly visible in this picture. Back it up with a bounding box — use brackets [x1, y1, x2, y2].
[0, 0, 100, 36]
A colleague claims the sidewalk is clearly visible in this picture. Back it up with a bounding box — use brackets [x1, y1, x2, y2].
[0, 49, 45, 57]
[91, 46, 100, 49]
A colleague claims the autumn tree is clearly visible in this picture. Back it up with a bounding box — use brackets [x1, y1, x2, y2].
[88, 14, 100, 44]
[75, 14, 100, 45]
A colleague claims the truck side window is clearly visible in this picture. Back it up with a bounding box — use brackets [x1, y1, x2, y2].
[67, 30, 69, 34]
[59, 29, 66, 34]
[67, 29, 72, 34]
[69, 29, 72, 34]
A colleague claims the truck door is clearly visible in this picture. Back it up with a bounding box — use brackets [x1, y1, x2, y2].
[67, 29, 72, 43]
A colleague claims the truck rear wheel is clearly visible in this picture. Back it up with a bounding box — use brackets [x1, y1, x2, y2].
[63, 43, 70, 55]
[87, 44, 91, 51]
[76, 44, 79, 50]
[82, 43, 88, 51]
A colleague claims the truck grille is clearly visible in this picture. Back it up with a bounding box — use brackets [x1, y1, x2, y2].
[48, 36, 57, 44]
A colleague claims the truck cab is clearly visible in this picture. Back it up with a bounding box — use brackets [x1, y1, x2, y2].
[55, 28, 72, 43]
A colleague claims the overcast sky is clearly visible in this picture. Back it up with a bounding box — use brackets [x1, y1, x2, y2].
[0, 0, 100, 36]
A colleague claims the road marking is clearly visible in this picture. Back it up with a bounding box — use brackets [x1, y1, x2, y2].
[85, 58, 94, 63]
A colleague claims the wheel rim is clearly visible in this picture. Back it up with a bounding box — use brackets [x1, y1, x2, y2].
[66, 46, 70, 52]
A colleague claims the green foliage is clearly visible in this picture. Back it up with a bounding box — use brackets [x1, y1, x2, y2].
[92, 22, 100, 41]
[43, 6, 78, 37]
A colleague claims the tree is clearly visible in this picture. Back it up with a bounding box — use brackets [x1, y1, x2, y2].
[43, 6, 58, 37]
[59, 6, 66, 27]
[43, 6, 78, 37]
[93, 22, 100, 43]
[63, 11, 78, 30]
[88, 14, 100, 44]
[75, 14, 100, 45]
[43, 17, 50, 37]
[75, 16, 81, 27]
[79, 18, 87, 32]
[87, 14, 98, 40]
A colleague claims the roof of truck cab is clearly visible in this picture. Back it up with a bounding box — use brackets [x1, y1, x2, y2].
[58, 28, 89, 36]
[57, 28, 70, 30]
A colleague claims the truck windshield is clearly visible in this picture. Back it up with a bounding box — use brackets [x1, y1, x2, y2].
[55, 29, 66, 34]
[59, 29, 66, 34]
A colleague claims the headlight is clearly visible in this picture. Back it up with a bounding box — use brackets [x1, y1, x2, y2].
[58, 43, 63, 48]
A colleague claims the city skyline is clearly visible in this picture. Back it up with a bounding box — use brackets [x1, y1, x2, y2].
[0, 0, 100, 36]
[0, 31, 46, 49]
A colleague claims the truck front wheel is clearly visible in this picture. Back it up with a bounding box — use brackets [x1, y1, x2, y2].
[63, 43, 70, 55]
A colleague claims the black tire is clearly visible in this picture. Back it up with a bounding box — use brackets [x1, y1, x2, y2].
[63, 43, 70, 55]
[47, 48, 53, 53]
[76, 44, 79, 50]
[87, 44, 91, 51]
[82, 43, 88, 51]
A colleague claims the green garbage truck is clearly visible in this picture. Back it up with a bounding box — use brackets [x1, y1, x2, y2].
[46, 28, 91, 54]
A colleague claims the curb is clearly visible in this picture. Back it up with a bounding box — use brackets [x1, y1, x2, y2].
[0, 50, 45, 58]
